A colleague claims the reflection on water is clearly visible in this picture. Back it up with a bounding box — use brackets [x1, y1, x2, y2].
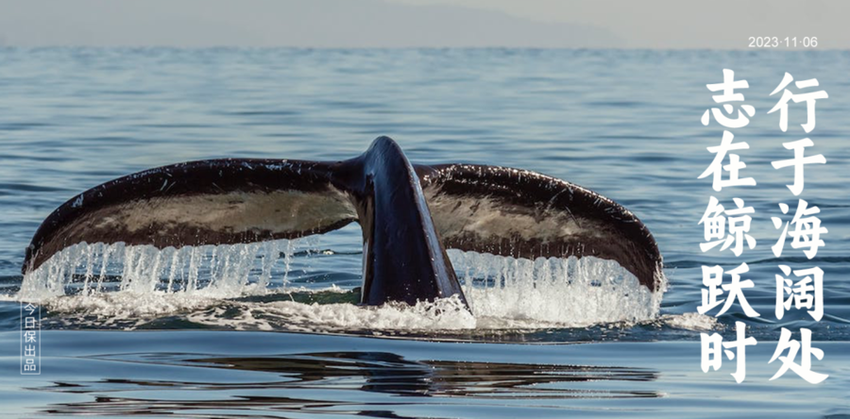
[40, 351, 659, 417]
[2, 330, 849, 418]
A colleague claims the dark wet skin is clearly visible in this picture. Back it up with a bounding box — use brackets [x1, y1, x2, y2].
[23, 136, 662, 309]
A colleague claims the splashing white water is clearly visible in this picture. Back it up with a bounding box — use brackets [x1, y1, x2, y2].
[17, 239, 667, 331]
[450, 251, 664, 326]
[19, 238, 318, 300]
[188, 294, 477, 333]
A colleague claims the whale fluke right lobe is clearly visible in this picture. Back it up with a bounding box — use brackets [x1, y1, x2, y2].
[416, 163, 663, 292]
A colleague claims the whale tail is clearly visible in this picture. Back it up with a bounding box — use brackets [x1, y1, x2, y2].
[22, 136, 662, 307]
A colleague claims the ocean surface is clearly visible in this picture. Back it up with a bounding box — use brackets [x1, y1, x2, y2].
[0, 48, 848, 418]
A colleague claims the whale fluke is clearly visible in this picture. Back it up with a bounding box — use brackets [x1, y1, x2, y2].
[416, 164, 663, 292]
[23, 136, 662, 307]
[23, 159, 358, 274]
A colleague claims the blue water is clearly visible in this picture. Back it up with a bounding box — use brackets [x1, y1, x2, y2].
[1, 48, 849, 417]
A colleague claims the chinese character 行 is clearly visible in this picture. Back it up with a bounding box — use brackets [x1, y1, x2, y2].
[767, 72, 828, 133]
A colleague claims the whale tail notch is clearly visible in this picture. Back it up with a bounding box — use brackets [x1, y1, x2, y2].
[22, 136, 662, 308]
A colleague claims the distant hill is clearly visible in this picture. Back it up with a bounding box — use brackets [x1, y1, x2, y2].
[0, 0, 623, 48]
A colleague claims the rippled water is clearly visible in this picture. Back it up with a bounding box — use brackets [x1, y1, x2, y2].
[1, 48, 849, 417]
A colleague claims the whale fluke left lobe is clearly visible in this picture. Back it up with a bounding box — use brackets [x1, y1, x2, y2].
[22, 159, 358, 274]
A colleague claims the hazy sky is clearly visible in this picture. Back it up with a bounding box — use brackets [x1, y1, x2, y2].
[0, 0, 847, 49]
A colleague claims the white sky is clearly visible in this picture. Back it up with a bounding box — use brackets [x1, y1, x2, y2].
[0, 0, 846, 48]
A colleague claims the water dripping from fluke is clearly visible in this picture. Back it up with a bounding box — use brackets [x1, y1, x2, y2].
[17, 239, 668, 333]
